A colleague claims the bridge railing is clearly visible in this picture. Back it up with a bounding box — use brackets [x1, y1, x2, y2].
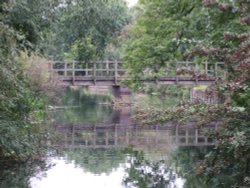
[51, 61, 225, 77]
[161, 61, 225, 78]
[51, 61, 125, 77]
[50, 61, 226, 85]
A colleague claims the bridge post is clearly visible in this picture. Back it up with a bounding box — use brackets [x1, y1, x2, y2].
[114, 60, 118, 85]
[86, 63, 88, 76]
[64, 61, 67, 77]
[205, 61, 208, 75]
[106, 61, 109, 76]
[71, 125, 75, 147]
[49, 61, 53, 81]
[93, 62, 96, 85]
[72, 61, 75, 85]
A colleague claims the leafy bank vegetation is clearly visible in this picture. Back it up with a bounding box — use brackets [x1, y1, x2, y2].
[1, 0, 249, 187]
[0, 0, 129, 162]
[124, 0, 250, 186]
[0, 0, 55, 162]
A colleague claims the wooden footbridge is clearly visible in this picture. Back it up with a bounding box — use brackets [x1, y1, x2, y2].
[50, 61, 225, 86]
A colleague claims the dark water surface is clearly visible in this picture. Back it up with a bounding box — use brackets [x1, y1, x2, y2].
[1, 89, 217, 188]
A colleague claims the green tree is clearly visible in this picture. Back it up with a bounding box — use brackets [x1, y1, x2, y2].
[0, 0, 130, 162]
[2, 0, 60, 52]
[124, 0, 250, 186]
[123, 0, 206, 85]
[123, 0, 249, 86]
[0, 0, 59, 161]
[45, 0, 130, 61]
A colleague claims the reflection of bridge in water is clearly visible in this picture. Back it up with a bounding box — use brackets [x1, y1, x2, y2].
[54, 122, 219, 149]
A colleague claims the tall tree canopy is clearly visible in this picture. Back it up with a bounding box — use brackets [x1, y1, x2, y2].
[1, 0, 60, 55]
[124, 0, 250, 186]
[123, 0, 249, 86]
[45, 0, 130, 61]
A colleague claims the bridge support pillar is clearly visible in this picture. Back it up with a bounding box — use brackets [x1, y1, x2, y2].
[112, 86, 121, 99]
[111, 86, 131, 99]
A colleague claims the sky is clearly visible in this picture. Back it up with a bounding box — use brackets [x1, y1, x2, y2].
[126, 0, 138, 7]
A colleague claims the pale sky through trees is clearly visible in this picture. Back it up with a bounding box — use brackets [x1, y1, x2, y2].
[126, 0, 138, 7]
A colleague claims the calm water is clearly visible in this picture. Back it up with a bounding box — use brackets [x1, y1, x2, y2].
[0, 88, 216, 188]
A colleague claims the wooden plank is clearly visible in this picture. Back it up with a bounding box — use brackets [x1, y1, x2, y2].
[86, 63, 88, 76]
[106, 61, 109, 75]
[215, 62, 218, 77]
[115, 61, 118, 85]
[64, 62, 67, 76]
[72, 61, 75, 85]
[49, 62, 53, 80]
[205, 62, 208, 75]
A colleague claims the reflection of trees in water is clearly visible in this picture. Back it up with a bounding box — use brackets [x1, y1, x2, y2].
[171, 146, 248, 188]
[123, 146, 236, 188]
[65, 148, 126, 175]
[122, 147, 179, 188]
[130, 130, 174, 161]
[171, 146, 212, 174]
[171, 146, 212, 188]
[0, 160, 49, 188]
[50, 88, 113, 124]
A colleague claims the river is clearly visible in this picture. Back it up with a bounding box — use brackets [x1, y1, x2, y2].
[0, 88, 217, 188]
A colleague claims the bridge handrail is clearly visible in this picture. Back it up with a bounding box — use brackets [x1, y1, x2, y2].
[50, 61, 226, 85]
[51, 61, 225, 76]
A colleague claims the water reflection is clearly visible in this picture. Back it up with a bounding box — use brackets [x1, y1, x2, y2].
[50, 88, 113, 124]
[41, 89, 217, 187]
[54, 123, 216, 150]
[0, 160, 49, 188]
[122, 147, 185, 188]
[36, 89, 216, 188]
[171, 146, 214, 188]
[30, 158, 125, 188]
[45, 120, 216, 187]
[0, 89, 218, 188]
[65, 148, 126, 175]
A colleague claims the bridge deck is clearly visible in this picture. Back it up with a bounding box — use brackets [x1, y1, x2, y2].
[50, 61, 225, 86]
[57, 76, 220, 86]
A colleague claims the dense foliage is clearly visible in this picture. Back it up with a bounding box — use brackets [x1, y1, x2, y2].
[0, 0, 55, 161]
[123, 0, 204, 88]
[45, 0, 130, 61]
[1, 0, 249, 186]
[0, 0, 129, 162]
[0, 160, 49, 188]
[125, 0, 250, 186]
